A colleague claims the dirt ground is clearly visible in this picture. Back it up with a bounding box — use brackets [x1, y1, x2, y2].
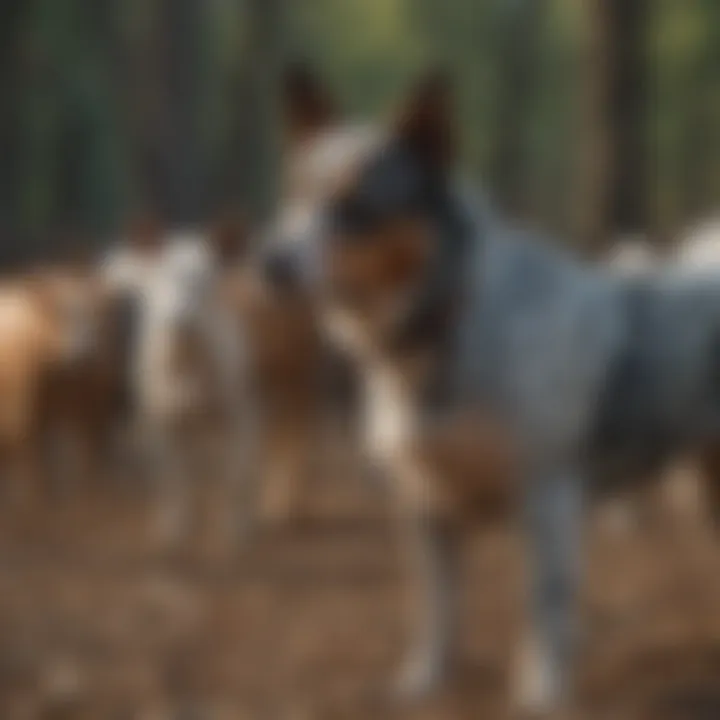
[1, 439, 720, 720]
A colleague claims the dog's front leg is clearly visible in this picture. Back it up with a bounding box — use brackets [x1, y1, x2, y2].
[515, 464, 585, 717]
[389, 453, 460, 702]
[395, 511, 459, 701]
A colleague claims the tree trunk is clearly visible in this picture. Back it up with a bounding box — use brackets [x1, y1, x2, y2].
[608, 0, 648, 236]
[239, 0, 284, 224]
[678, 0, 720, 228]
[0, 0, 25, 254]
[574, 0, 649, 254]
[488, 0, 548, 218]
[157, 0, 206, 225]
[679, 64, 711, 225]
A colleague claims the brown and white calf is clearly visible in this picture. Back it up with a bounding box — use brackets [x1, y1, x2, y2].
[223, 264, 325, 527]
[0, 263, 126, 504]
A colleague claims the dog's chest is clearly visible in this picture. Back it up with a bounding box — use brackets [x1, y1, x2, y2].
[361, 357, 427, 462]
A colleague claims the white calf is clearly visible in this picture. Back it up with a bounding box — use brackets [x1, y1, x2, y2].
[102, 227, 254, 548]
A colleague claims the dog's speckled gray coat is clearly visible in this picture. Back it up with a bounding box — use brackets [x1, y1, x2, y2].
[443, 187, 720, 709]
[264, 127, 720, 709]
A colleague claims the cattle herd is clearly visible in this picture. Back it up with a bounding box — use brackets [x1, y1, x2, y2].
[0, 211, 712, 538]
[1, 209, 719, 547]
[0, 212, 328, 552]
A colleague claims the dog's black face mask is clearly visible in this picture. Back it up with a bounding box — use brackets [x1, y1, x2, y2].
[262, 66, 456, 350]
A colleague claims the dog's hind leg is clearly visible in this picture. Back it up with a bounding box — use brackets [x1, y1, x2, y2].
[514, 464, 585, 717]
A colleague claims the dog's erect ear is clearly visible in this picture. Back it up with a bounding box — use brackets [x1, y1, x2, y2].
[210, 210, 249, 264]
[395, 70, 454, 173]
[283, 62, 337, 145]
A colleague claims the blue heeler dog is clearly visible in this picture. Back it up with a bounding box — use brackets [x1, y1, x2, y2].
[261, 65, 720, 716]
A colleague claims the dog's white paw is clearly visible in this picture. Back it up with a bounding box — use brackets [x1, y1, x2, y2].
[392, 654, 444, 703]
[512, 637, 563, 718]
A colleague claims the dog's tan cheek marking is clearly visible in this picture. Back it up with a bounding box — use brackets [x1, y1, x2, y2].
[379, 219, 433, 291]
[328, 219, 431, 305]
[329, 240, 385, 304]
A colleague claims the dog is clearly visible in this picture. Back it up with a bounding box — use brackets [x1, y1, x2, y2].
[260, 66, 527, 707]
[260, 65, 720, 715]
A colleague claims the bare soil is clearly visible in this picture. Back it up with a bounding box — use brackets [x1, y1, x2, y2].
[1, 443, 720, 720]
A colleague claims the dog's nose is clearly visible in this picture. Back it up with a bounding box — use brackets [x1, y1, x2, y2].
[262, 248, 298, 290]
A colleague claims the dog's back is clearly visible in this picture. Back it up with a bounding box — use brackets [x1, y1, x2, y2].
[437, 197, 623, 460]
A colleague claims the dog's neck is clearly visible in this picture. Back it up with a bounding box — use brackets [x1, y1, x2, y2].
[385, 189, 471, 355]
[330, 190, 471, 418]
[382, 190, 473, 414]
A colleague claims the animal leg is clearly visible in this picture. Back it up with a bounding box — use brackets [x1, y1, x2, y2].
[514, 465, 585, 717]
[394, 511, 460, 701]
[260, 414, 312, 528]
[147, 423, 192, 548]
[388, 454, 461, 701]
